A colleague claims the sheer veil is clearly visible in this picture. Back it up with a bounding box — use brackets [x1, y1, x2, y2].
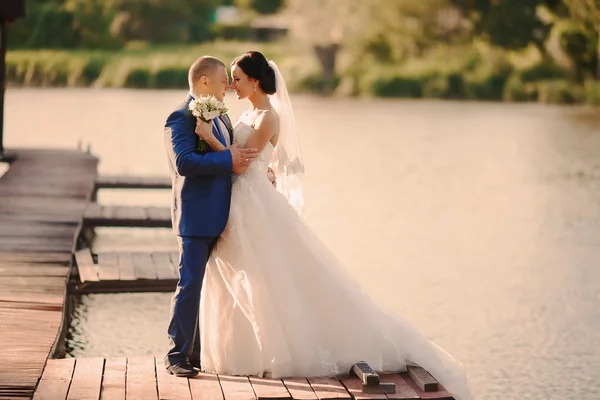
[267, 60, 305, 215]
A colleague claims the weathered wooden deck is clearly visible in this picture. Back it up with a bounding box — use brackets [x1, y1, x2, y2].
[33, 357, 454, 400]
[71, 248, 178, 293]
[0, 149, 98, 399]
[2, 161, 456, 400]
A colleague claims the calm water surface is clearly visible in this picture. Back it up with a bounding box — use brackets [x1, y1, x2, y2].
[6, 89, 600, 400]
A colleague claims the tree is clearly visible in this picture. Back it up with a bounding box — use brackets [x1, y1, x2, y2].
[451, 0, 553, 51]
[286, 0, 379, 92]
[64, 0, 122, 48]
[563, 0, 600, 79]
[108, 0, 219, 43]
[8, 0, 78, 48]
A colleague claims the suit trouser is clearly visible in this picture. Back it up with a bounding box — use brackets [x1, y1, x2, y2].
[165, 235, 218, 367]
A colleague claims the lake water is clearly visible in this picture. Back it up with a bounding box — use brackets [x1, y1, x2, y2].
[6, 88, 600, 399]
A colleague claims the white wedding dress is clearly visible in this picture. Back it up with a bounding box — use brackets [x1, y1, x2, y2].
[200, 122, 474, 400]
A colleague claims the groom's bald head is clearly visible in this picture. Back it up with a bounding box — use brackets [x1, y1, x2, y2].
[188, 56, 226, 89]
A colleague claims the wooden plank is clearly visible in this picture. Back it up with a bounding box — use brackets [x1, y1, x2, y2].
[0, 251, 69, 264]
[0, 265, 69, 277]
[83, 203, 102, 220]
[113, 206, 147, 222]
[66, 357, 104, 400]
[126, 356, 158, 400]
[84, 205, 170, 228]
[131, 252, 157, 280]
[307, 378, 351, 400]
[378, 374, 419, 400]
[282, 379, 318, 400]
[0, 223, 75, 238]
[407, 367, 438, 393]
[101, 205, 114, 221]
[352, 362, 379, 387]
[146, 207, 171, 224]
[95, 175, 171, 190]
[117, 252, 136, 281]
[218, 375, 257, 400]
[101, 357, 126, 400]
[151, 252, 178, 280]
[33, 358, 75, 400]
[340, 376, 387, 400]
[97, 252, 120, 281]
[75, 248, 99, 282]
[189, 372, 224, 400]
[169, 252, 180, 277]
[154, 356, 191, 400]
[249, 377, 291, 400]
[401, 372, 453, 400]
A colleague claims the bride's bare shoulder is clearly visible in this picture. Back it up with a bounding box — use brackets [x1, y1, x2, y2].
[257, 108, 279, 128]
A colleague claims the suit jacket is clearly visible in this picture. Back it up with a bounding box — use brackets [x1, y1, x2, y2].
[164, 94, 233, 237]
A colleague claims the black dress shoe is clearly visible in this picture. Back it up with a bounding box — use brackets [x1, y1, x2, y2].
[166, 361, 198, 377]
[190, 358, 201, 370]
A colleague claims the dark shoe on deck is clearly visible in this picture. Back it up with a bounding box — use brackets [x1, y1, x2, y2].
[166, 361, 198, 377]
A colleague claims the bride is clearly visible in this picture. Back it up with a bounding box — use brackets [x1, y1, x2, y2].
[193, 51, 474, 400]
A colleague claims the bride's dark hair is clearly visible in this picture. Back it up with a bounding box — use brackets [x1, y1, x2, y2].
[232, 51, 277, 95]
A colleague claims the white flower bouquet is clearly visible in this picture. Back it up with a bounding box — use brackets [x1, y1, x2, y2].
[188, 95, 228, 152]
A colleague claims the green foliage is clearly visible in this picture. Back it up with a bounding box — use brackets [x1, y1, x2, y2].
[371, 76, 424, 98]
[124, 68, 152, 88]
[503, 74, 539, 102]
[236, 0, 283, 14]
[518, 59, 571, 82]
[7, 0, 221, 49]
[584, 80, 600, 104]
[537, 79, 584, 103]
[154, 68, 189, 89]
[8, 0, 79, 48]
[558, 23, 598, 81]
[212, 23, 253, 41]
[450, 0, 552, 50]
[80, 56, 107, 85]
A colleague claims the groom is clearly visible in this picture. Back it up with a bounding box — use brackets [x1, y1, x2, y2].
[163, 56, 259, 377]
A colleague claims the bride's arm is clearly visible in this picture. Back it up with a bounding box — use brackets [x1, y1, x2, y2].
[195, 120, 227, 152]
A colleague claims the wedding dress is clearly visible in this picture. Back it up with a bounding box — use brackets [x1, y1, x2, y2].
[199, 122, 475, 400]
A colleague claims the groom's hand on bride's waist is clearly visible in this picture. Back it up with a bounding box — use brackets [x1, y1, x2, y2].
[231, 142, 259, 174]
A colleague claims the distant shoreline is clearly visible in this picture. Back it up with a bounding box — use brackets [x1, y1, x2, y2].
[6, 41, 600, 105]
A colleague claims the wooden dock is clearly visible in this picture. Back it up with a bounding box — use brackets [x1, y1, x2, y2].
[71, 248, 179, 293]
[0, 149, 98, 399]
[2, 158, 456, 400]
[33, 356, 454, 400]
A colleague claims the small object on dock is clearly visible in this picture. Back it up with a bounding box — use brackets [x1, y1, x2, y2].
[95, 174, 171, 190]
[84, 203, 171, 228]
[407, 366, 439, 392]
[352, 361, 380, 386]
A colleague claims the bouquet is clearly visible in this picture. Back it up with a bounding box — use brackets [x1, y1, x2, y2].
[188, 95, 228, 152]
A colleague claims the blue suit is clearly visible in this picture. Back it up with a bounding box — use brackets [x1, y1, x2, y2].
[164, 93, 233, 367]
